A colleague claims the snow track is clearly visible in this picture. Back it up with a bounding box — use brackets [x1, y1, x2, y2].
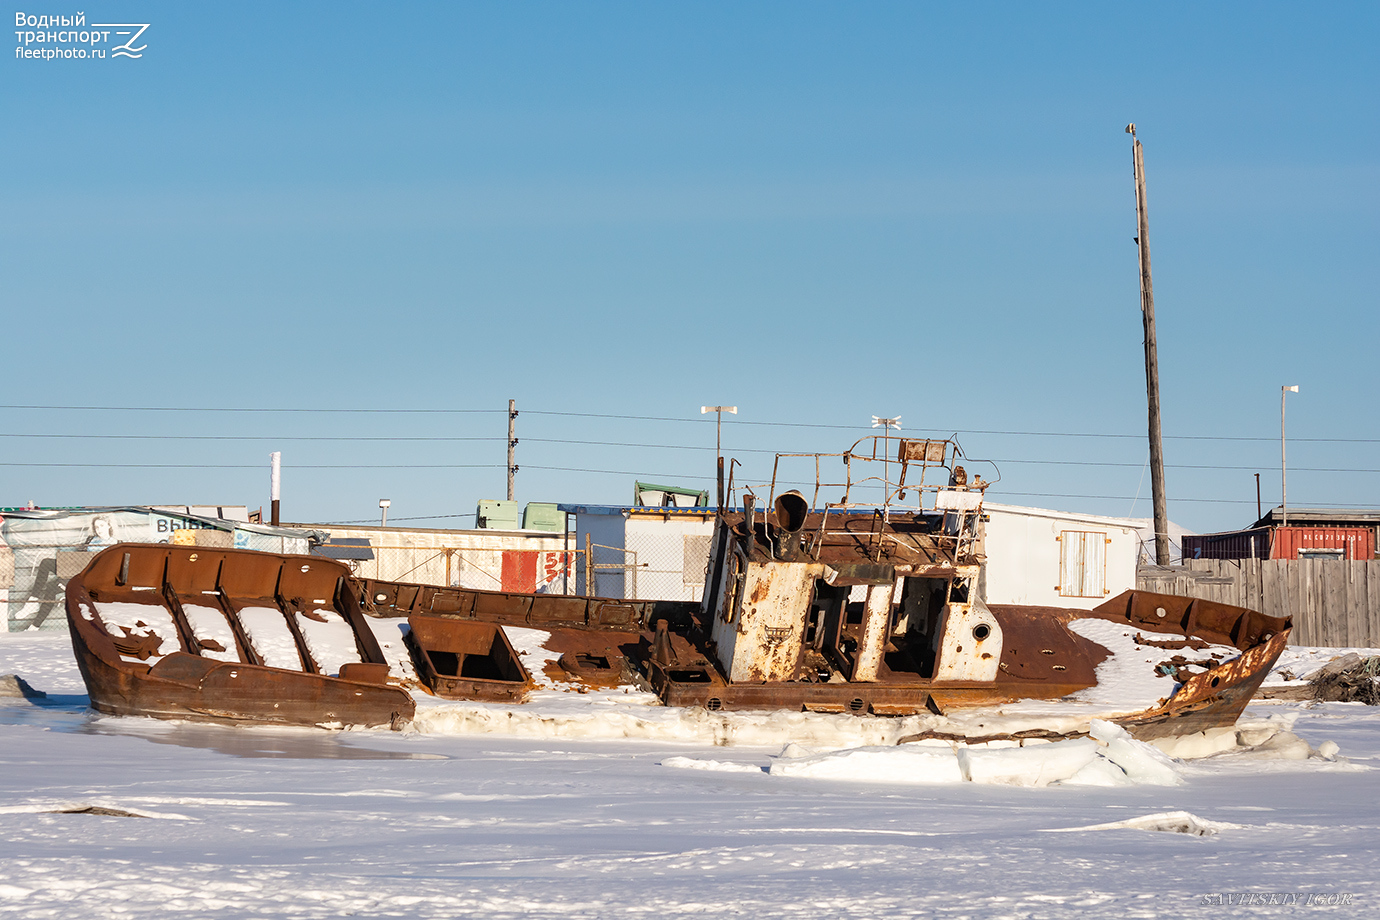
[1, 633, 1376, 920]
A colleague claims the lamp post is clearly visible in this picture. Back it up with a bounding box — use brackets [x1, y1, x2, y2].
[701, 405, 737, 510]
[269, 451, 281, 526]
[871, 415, 901, 520]
[1281, 385, 1298, 526]
[379, 498, 391, 527]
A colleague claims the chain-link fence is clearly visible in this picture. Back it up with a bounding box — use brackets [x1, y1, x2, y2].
[356, 537, 713, 602]
[349, 546, 579, 595]
[1, 543, 82, 632]
[1, 533, 719, 632]
[577, 532, 713, 602]
[1, 528, 314, 633]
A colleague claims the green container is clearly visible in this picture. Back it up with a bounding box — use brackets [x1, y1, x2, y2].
[522, 502, 563, 532]
[476, 499, 520, 530]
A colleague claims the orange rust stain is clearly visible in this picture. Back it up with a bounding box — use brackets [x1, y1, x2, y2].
[544, 658, 626, 690]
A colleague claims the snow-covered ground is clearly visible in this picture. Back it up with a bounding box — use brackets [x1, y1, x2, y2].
[1, 632, 1377, 918]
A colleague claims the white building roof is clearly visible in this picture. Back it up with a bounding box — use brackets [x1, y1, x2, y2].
[982, 502, 1141, 529]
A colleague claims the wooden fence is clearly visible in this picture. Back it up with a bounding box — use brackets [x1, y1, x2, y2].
[1137, 558, 1380, 648]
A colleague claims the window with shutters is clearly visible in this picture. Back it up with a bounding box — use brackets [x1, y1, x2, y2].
[1058, 531, 1108, 598]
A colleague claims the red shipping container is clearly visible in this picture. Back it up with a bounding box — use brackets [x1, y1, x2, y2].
[1269, 526, 1376, 560]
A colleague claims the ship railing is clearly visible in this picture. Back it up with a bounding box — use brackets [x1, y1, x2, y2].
[726, 435, 991, 563]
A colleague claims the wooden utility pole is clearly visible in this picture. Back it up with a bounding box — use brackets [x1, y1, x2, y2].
[1128, 124, 1171, 566]
[506, 399, 518, 502]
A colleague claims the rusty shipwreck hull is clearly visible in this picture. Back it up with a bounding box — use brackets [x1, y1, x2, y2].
[68, 634, 412, 728]
[633, 590, 1289, 736]
[65, 532, 1289, 740]
[66, 544, 415, 728]
[632, 434, 1295, 737]
[1096, 592, 1292, 741]
[60, 434, 1289, 738]
[357, 568, 1288, 738]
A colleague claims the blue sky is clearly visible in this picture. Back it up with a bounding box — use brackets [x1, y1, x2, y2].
[2, 1, 1376, 533]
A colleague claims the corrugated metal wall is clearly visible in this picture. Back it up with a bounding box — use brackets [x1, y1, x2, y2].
[1181, 526, 1375, 561]
[1182, 528, 1271, 560]
[1271, 527, 1375, 560]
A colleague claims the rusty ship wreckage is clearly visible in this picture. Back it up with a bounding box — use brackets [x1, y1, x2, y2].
[64, 435, 1290, 741]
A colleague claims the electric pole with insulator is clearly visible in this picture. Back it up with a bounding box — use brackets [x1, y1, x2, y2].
[507, 399, 518, 502]
[1128, 123, 1171, 566]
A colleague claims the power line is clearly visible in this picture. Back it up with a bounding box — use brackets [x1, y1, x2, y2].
[314, 492, 1379, 515]
[4, 433, 1376, 475]
[0, 433, 503, 442]
[989, 491, 1246, 506]
[0, 463, 505, 469]
[991, 459, 1380, 474]
[526, 410, 718, 424]
[2, 460, 1367, 509]
[529, 437, 742, 451]
[0, 463, 262, 469]
[2, 404, 1374, 444]
[531, 411, 1380, 444]
[319, 512, 479, 525]
[3, 455, 1375, 479]
[0, 405, 503, 414]
[527, 465, 712, 480]
[0, 432, 763, 451]
[988, 491, 1380, 508]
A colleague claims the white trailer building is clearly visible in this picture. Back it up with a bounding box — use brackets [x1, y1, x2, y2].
[980, 503, 1141, 610]
[560, 504, 715, 601]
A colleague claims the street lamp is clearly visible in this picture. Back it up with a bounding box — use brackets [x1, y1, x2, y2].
[269, 451, 282, 526]
[701, 406, 737, 510]
[1281, 386, 1298, 526]
[871, 415, 901, 517]
[379, 498, 391, 527]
